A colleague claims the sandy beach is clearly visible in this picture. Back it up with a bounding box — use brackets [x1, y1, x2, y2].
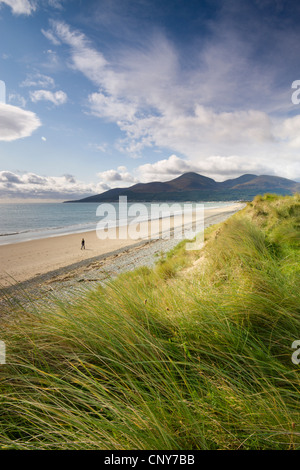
[0, 203, 244, 289]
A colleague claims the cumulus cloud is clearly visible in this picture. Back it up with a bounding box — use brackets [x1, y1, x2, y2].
[0, 0, 36, 15]
[30, 90, 67, 106]
[0, 171, 107, 200]
[114, 106, 275, 162]
[97, 168, 138, 184]
[0, 102, 41, 141]
[1, 151, 298, 201]
[276, 115, 300, 148]
[97, 154, 300, 189]
[135, 155, 270, 182]
[92, 154, 267, 191]
[0, 171, 23, 184]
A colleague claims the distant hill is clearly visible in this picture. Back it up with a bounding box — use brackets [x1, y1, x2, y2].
[65, 172, 300, 202]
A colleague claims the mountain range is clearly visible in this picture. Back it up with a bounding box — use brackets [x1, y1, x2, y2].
[65, 172, 300, 203]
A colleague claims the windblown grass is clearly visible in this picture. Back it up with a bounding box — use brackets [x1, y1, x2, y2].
[0, 194, 299, 449]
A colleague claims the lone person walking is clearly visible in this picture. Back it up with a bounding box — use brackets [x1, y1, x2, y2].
[81, 238, 85, 250]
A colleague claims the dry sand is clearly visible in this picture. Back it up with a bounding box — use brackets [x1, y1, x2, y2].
[0, 203, 243, 288]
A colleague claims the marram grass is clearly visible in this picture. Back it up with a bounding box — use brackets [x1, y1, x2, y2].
[0, 194, 300, 450]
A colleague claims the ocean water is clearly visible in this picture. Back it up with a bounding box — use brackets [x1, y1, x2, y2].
[0, 201, 235, 246]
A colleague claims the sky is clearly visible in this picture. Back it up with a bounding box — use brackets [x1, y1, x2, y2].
[1, 0, 300, 201]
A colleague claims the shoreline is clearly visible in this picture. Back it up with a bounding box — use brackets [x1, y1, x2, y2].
[0, 201, 243, 246]
[0, 203, 244, 294]
[0, 201, 240, 247]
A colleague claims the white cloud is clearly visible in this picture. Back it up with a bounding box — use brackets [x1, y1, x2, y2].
[41, 28, 61, 46]
[135, 155, 269, 182]
[276, 115, 300, 148]
[0, 80, 5, 104]
[97, 169, 138, 184]
[0, 0, 64, 16]
[0, 171, 107, 200]
[42, 21, 300, 179]
[1, 152, 298, 201]
[97, 153, 300, 189]
[117, 165, 127, 172]
[8, 93, 27, 108]
[47, 0, 63, 10]
[88, 142, 109, 153]
[0, 0, 36, 15]
[20, 73, 55, 88]
[46, 21, 139, 121]
[41, 49, 61, 71]
[88, 92, 137, 122]
[114, 105, 275, 161]
[30, 89, 67, 106]
[44, 22, 275, 146]
[48, 21, 108, 84]
[0, 102, 41, 141]
[0, 171, 23, 184]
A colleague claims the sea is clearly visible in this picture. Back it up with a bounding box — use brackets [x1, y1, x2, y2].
[0, 201, 235, 246]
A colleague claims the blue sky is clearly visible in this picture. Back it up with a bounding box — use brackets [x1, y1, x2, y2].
[0, 0, 300, 201]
